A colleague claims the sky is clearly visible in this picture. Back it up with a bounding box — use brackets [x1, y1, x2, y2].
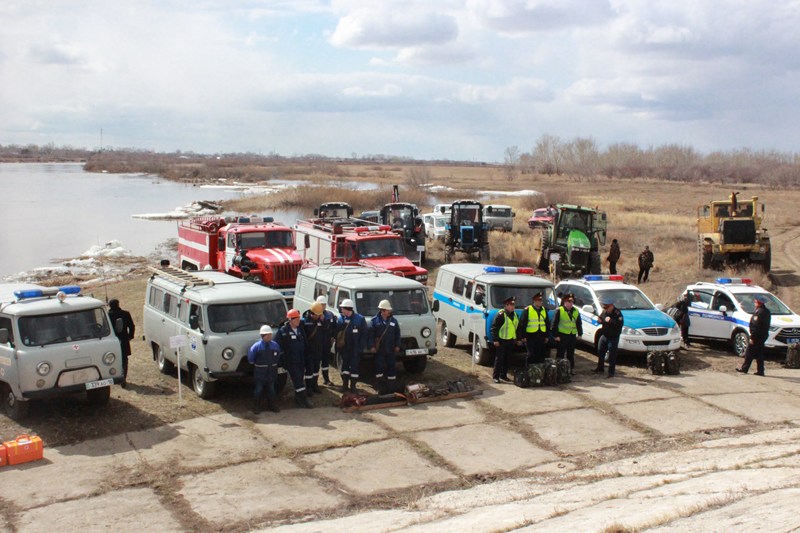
[1, 0, 798, 162]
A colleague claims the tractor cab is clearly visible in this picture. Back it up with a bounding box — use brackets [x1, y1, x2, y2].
[315, 202, 353, 220]
[443, 200, 490, 263]
[380, 202, 426, 264]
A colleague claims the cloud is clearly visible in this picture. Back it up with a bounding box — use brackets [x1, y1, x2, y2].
[329, 9, 458, 48]
[468, 0, 616, 34]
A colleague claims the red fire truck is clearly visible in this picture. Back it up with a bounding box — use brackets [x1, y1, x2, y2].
[294, 219, 428, 282]
[177, 215, 303, 299]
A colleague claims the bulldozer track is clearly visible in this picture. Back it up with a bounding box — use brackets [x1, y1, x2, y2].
[767, 224, 800, 288]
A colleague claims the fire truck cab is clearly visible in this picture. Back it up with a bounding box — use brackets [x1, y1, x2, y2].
[177, 216, 303, 301]
[294, 218, 428, 282]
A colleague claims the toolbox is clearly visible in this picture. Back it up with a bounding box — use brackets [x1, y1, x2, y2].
[0, 442, 7, 467]
[4, 435, 44, 466]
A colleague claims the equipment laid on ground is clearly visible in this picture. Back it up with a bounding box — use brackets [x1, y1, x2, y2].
[3, 435, 44, 466]
[442, 200, 490, 263]
[697, 193, 770, 271]
[647, 351, 680, 375]
[556, 358, 572, 384]
[514, 360, 566, 388]
[535, 204, 607, 278]
[340, 380, 480, 412]
[177, 215, 302, 300]
[785, 344, 800, 369]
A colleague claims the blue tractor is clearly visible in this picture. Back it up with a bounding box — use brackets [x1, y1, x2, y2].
[442, 200, 490, 263]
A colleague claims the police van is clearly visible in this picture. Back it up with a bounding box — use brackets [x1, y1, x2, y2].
[674, 277, 800, 356]
[143, 265, 288, 399]
[555, 275, 681, 353]
[432, 264, 555, 365]
[0, 284, 123, 420]
[293, 265, 436, 373]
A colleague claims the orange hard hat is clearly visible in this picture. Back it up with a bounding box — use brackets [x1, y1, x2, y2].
[286, 308, 301, 319]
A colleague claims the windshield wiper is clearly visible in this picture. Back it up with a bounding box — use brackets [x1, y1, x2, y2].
[229, 323, 257, 332]
[41, 336, 69, 346]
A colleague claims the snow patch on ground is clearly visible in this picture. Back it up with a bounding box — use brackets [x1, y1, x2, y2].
[480, 189, 541, 196]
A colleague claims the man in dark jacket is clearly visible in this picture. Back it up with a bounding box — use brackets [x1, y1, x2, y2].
[108, 298, 135, 388]
[337, 299, 368, 392]
[596, 298, 624, 377]
[737, 296, 772, 376]
[552, 293, 583, 374]
[638, 245, 654, 283]
[275, 309, 313, 408]
[301, 301, 331, 394]
[674, 294, 692, 348]
[607, 239, 621, 275]
[490, 296, 519, 384]
[368, 299, 402, 389]
[247, 325, 281, 414]
[517, 292, 550, 364]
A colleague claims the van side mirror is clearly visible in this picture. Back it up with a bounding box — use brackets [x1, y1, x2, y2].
[655, 303, 664, 311]
[189, 315, 200, 330]
[432, 300, 439, 312]
[582, 304, 594, 315]
[114, 318, 124, 335]
[512, 212, 516, 218]
[0, 328, 9, 344]
[719, 305, 728, 315]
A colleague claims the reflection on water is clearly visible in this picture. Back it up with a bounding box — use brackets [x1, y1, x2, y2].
[0, 163, 307, 276]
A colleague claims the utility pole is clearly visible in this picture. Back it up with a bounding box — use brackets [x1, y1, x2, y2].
[100, 128, 103, 152]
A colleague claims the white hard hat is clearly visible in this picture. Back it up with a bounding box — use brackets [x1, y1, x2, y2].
[340, 299, 355, 309]
[259, 325, 273, 336]
[378, 299, 393, 311]
[316, 295, 327, 305]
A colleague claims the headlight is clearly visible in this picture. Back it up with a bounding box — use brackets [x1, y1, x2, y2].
[222, 347, 235, 360]
[36, 361, 51, 376]
[421, 327, 432, 338]
[622, 326, 642, 336]
[671, 325, 680, 334]
[102, 351, 116, 365]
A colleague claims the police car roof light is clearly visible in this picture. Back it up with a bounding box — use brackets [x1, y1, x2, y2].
[716, 277, 751, 285]
[483, 266, 535, 274]
[59, 285, 81, 295]
[13, 289, 43, 300]
[584, 275, 624, 282]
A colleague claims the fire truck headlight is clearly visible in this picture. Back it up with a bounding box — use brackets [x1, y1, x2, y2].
[421, 327, 432, 338]
[36, 361, 51, 376]
[222, 347, 235, 360]
[102, 352, 116, 366]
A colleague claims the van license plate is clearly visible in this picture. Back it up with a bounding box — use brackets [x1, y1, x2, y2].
[405, 348, 428, 356]
[85, 378, 114, 390]
[788, 338, 800, 345]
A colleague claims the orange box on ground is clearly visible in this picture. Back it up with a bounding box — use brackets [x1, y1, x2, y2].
[0, 443, 7, 467]
[4, 435, 44, 466]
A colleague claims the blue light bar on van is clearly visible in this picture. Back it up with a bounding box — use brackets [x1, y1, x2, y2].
[716, 278, 752, 285]
[484, 266, 535, 274]
[13, 285, 81, 300]
[584, 275, 624, 282]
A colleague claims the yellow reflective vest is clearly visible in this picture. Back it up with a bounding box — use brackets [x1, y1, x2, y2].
[498, 312, 519, 340]
[525, 305, 547, 333]
[557, 307, 579, 335]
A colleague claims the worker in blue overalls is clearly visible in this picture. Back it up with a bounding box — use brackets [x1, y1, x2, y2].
[247, 325, 281, 414]
[336, 298, 368, 393]
[369, 299, 402, 392]
[275, 309, 313, 408]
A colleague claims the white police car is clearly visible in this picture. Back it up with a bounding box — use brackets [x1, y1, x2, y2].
[555, 275, 681, 353]
[675, 277, 800, 356]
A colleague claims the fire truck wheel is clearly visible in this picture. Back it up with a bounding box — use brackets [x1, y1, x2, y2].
[86, 385, 111, 406]
[153, 343, 175, 375]
[2, 383, 29, 421]
[191, 365, 218, 399]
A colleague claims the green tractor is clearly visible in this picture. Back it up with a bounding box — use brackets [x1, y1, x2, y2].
[535, 204, 607, 278]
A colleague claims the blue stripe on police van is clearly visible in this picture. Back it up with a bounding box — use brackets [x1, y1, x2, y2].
[688, 310, 749, 327]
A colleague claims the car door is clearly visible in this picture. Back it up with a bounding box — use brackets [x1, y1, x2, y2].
[686, 288, 715, 338]
[571, 285, 598, 345]
[705, 291, 738, 339]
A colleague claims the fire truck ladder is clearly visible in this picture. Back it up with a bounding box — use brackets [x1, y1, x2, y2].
[148, 265, 215, 288]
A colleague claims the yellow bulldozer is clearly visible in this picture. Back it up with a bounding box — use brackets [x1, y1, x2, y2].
[697, 192, 770, 272]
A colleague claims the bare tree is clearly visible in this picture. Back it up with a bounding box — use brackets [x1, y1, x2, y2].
[504, 145, 520, 182]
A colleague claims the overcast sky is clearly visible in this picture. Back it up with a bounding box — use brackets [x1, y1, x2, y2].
[1, 1, 797, 162]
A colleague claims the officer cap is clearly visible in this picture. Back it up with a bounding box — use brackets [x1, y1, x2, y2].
[601, 298, 614, 307]
[259, 325, 273, 336]
[503, 296, 515, 305]
[532, 292, 543, 301]
[562, 293, 575, 302]
[754, 295, 767, 305]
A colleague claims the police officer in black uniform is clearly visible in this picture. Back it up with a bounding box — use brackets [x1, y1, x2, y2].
[737, 295, 771, 376]
[517, 292, 550, 364]
[596, 298, 624, 378]
[490, 296, 519, 384]
[108, 298, 135, 388]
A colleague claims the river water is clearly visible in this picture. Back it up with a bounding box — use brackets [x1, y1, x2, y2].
[0, 163, 305, 276]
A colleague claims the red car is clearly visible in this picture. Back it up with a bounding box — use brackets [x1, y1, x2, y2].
[528, 207, 556, 229]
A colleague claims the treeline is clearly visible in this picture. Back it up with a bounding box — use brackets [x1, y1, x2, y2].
[510, 135, 800, 187]
[0, 143, 93, 162]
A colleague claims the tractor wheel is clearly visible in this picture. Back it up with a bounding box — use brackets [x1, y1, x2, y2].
[589, 252, 601, 275]
[701, 250, 712, 269]
[537, 243, 550, 271]
[762, 248, 772, 273]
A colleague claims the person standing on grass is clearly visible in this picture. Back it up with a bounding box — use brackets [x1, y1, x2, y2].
[517, 292, 550, 364]
[552, 293, 582, 375]
[595, 299, 624, 378]
[108, 299, 135, 388]
[638, 245, 654, 283]
[607, 239, 621, 275]
[737, 296, 771, 376]
[491, 296, 519, 384]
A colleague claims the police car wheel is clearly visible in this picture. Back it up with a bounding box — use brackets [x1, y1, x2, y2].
[2, 383, 29, 421]
[472, 336, 492, 366]
[190, 365, 217, 399]
[732, 331, 750, 357]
